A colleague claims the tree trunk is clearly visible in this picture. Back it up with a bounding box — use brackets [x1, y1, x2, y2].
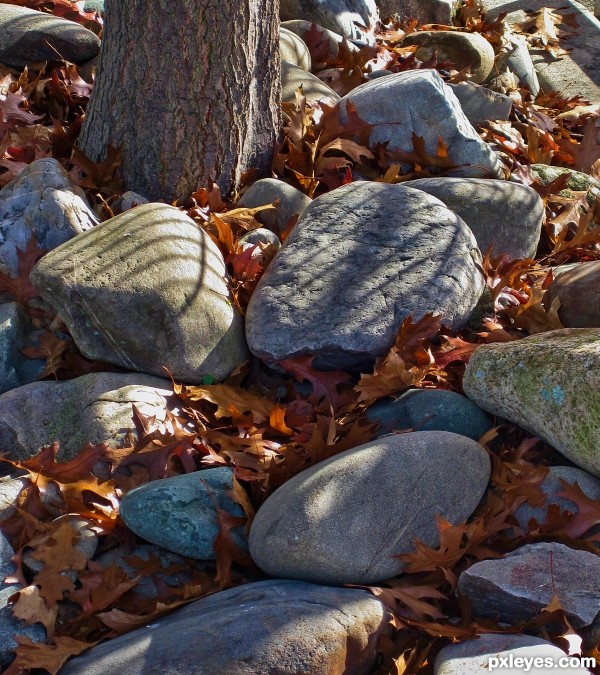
[78, 0, 281, 202]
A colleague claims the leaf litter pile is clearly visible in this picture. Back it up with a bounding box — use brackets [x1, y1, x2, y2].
[1, 0, 600, 672]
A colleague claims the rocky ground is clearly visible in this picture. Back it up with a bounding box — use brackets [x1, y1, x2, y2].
[0, 0, 600, 673]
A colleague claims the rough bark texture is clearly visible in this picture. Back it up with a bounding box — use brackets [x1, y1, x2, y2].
[78, 0, 281, 201]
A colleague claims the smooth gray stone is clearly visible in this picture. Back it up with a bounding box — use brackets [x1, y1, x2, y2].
[435, 633, 590, 675]
[281, 60, 340, 105]
[463, 329, 600, 477]
[458, 542, 600, 628]
[280, 26, 311, 70]
[401, 31, 495, 84]
[246, 182, 485, 371]
[402, 177, 543, 259]
[0, 4, 99, 68]
[95, 544, 207, 599]
[0, 158, 97, 279]
[367, 389, 492, 440]
[531, 164, 600, 202]
[238, 178, 311, 232]
[0, 303, 43, 395]
[0, 372, 176, 461]
[281, 19, 359, 61]
[376, 0, 455, 23]
[0, 476, 27, 522]
[514, 465, 600, 530]
[0, 531, 45, 669]
[338, 70, 503, 179]
[279, 0, 379, 41]
[449, 82, 512, 125]
[119, 468, 246, 560]
[249, 431, 490, 584]
[30, 203, 248, 383]
[61, 580, 389, 675]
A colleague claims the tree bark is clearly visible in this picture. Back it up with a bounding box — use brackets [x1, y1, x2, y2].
[78, 0, 281, 201]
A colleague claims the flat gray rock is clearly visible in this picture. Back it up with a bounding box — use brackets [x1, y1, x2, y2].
[0, 531, 45, 669]
[119, 468, 246, 560]
[338, 70, 503, 179]
[403, 177, 543, 259]
[0, 372, 176, 461]
[280, 26, 311, 70]
[238, 177, 311, 233]
[60, 580, 389, 675]
[246, 182, 485, 371]
[401, 31, 495, 84]
[30, 203, 248, 383]
[0, 158, 97, 279]
[435, 633, 590, 675]
[448, 82, 512, 126]
[367, 389, 492, 440]
[514, 465, 600, 531]
[282, 60, 340, 105]
[0, 4, 100, 68]
[458, 542, 600, 628]
[279, 0, 379, 40]
[249, 431, 490, 584]
[463, 329, 600, 477]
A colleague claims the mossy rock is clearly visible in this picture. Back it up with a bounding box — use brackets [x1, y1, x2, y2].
[464, 329, 600, 477]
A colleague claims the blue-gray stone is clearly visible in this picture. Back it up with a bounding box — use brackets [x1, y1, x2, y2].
[119, 468, 247, 560]
[367, 389, 492, 441]
[514, 465, 600, 531]
[0, 531, 46, 669]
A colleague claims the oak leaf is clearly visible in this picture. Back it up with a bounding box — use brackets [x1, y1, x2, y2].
[3, 635, 94, 675]
[278, 355, 351, 410]
[10, 584, 58, 635]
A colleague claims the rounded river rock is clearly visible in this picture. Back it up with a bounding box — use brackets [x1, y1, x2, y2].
[249, 431, 491, 584]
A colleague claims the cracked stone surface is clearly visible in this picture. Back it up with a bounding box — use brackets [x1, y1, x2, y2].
[249, 431, 491, 584]
[0, 372, 177, 461]
[60, 579, 389, 674]
[246, 182, 485, 371]
[119, 468, 247, 560]
[30, 203, 248, 383]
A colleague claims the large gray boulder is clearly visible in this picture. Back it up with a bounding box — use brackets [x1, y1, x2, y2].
[0, 158, 97, 279]
[0, 4, 100, 68]
[119, 468, 247, 560]
[338, 69, 503, 178]
[246, 182, 485, 371]
[60, 580, 389, 675]
[0, 372, 176, 461]
[403, 177, 543, 259]
[30, 203, 248, 383]
[448, 82, 512, 126]
[463, 329, 600, 477]
[279, 0, 379, 41]
[458, 542, 600, 628]
[435, 633, 591, 675]
[545, 261, 600, 327]
[249, 431, 490, 584]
